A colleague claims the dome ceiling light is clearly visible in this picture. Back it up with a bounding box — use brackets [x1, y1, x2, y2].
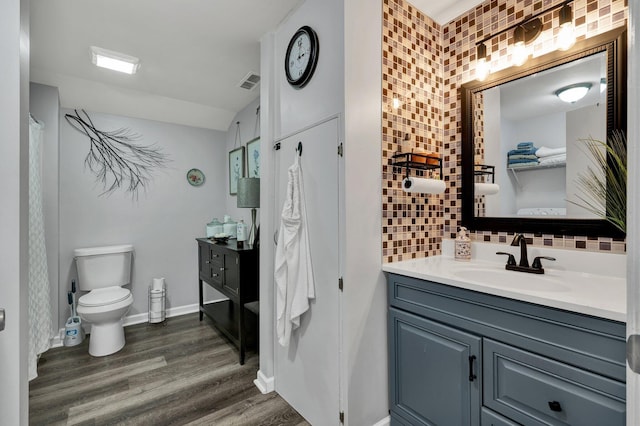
[555, 83, 593, 103]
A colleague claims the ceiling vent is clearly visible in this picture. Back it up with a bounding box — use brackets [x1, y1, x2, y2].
[237, 72, 260, 91]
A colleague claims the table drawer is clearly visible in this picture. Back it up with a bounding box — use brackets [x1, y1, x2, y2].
[484, 339, 625, 426]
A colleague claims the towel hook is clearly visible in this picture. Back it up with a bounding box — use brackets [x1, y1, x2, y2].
[297, 141, 303, 156]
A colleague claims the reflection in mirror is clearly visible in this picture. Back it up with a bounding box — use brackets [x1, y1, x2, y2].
[461, 27, 626, 237]
[474, 52, 606, 219]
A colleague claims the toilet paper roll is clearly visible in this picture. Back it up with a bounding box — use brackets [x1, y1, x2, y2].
[402, 177, 446, 194]
[152, 277, 165, 290]
[474, 183, 500, 195]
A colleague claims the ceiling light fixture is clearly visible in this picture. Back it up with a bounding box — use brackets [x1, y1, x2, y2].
[557, 3, 576, 51]
[555, 83, 592, 103]
[476, 43, 490, 81]
[474, 0, 575, 77]
[90, 46, 140, 75]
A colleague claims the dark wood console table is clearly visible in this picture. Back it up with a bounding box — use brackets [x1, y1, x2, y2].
[197, 238, 258, 364]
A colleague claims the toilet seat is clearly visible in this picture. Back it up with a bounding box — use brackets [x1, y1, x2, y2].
[79, 286, 131, 307]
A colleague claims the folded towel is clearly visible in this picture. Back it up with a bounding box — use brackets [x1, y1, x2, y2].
[507, 147, 537, 156]
[508, 154, 538, 161]
[517, 142, 535, 149]
[538, 154, 566, 166]
[508, 161, 539, 168]
[507, 158, 538, 167]
[536, 146, 567, 158]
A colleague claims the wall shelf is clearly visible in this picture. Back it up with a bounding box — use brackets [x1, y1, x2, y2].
[507, 161, 566, 188]
[391, 152, 442, 179]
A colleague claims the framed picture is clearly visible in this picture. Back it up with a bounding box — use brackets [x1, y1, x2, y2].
[229, 147, 245, 195]
[246, 137, 260, 178]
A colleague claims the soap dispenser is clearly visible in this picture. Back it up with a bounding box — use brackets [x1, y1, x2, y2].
[455, 226, 471, 261]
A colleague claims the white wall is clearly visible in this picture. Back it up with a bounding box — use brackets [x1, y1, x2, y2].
[224, 97, 261, 228]
[343, 0, 387, 423]
[58, 110, 227, 328]
[29, 83, 60, 338]
[566, 103, 606, 217]
[0, 0, 29, 422]
[259, 0, 388, 424]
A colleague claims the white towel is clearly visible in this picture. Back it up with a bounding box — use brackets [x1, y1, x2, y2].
[538, 153, 566, 166]
[275, 154, 315, 347]
[536, 146, 567, 158]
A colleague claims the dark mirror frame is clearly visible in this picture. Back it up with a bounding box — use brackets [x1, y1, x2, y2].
[461, 26, 627, 237]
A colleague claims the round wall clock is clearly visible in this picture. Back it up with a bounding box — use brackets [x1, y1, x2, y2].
[284, 26, 319, 89]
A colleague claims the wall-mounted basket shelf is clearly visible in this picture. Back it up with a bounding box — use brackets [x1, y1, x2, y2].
[474, 164, 495, 183]
[391, 152, 442, 180]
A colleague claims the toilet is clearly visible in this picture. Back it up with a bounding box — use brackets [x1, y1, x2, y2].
[74, 244, 134, 357]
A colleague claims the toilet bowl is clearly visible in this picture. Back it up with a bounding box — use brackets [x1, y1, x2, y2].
[77, 286, 133, 356]
[74, 244, 134, 357]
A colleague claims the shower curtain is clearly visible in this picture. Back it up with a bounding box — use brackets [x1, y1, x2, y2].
[28, 115, 52, 381]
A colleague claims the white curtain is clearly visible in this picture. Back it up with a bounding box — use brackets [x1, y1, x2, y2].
[28, 115, 52, 381]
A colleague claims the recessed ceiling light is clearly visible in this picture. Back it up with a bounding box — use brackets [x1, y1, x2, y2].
[555, 83, 592, 103]
[90, 46, 140, 75]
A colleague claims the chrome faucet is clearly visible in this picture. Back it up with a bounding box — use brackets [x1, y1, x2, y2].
[511, 234, 529, 267]
[495, 233, 556, 274]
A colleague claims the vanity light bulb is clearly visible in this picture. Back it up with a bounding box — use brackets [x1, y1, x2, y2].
[476, 57, 490, 81]
[557, 23, 576, 51]
[512, 41, 529, 67]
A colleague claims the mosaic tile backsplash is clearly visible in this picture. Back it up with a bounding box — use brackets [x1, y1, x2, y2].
[382, 0, 628, 263]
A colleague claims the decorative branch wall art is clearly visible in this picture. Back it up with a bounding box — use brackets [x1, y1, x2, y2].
[64, 110, 170, 198]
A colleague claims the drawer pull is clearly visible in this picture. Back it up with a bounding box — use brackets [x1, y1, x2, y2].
[468, 355, 477, 382]
[548, 401, 562, 412]
[212, 273, 219, 277]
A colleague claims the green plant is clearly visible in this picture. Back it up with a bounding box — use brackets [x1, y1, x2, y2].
[569, 130, 626, 233]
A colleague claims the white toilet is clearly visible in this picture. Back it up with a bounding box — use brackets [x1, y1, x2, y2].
[74, 244, 134, 357]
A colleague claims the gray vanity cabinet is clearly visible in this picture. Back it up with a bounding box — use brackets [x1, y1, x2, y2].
[389, 307, 481, 425]
[387, 273, 626, 426]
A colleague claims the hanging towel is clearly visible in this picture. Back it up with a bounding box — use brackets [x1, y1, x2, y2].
[275, 153, 315, 347]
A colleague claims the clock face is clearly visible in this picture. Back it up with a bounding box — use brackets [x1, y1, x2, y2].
[288, 33, 311, 80]
[285, 26, 319, 88]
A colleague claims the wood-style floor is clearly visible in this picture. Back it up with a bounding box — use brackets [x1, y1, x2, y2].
[29, 313, 309, 426]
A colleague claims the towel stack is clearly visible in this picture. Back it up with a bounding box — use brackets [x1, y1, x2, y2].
[535, 146, 567, 166]
[507, 142, 539, 168]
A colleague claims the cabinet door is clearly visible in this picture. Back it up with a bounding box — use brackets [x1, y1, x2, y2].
[223, 252, 239, 296]
[389, 307, 481, 426]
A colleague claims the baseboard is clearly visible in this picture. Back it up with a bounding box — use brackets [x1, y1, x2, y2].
[372, 416, 391, 426]
[50, 300, 222, 349]
[122, 302, 202, 327]
[254, 369, 275, 394]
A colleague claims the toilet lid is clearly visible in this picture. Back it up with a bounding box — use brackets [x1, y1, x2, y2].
[79, 286, 131, 307]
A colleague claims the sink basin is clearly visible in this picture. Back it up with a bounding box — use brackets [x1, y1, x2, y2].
[451, 268, 570, 293]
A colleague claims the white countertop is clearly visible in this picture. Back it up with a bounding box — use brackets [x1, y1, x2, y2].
[382, 240, 627, 322]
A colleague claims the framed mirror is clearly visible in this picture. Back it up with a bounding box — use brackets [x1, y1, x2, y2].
[461, 27, 626, 237]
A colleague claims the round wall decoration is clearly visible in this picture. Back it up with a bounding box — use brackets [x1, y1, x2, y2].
[284, 25, 319, 89]
[187, 168, 205, 186]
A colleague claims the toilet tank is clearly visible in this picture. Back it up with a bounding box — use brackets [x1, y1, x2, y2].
[74, 244, 134, 291]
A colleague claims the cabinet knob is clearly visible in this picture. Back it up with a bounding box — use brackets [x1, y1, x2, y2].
[548, 401, 562, 412]
[212, 254, 219, 258]
[205, 260, 211, 264]
[212, 273, 219, 277]
[219, 267, 225, 271]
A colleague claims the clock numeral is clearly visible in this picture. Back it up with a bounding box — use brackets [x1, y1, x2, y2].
[290, 60, 294, 68]
[298, 69, 303, 77]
